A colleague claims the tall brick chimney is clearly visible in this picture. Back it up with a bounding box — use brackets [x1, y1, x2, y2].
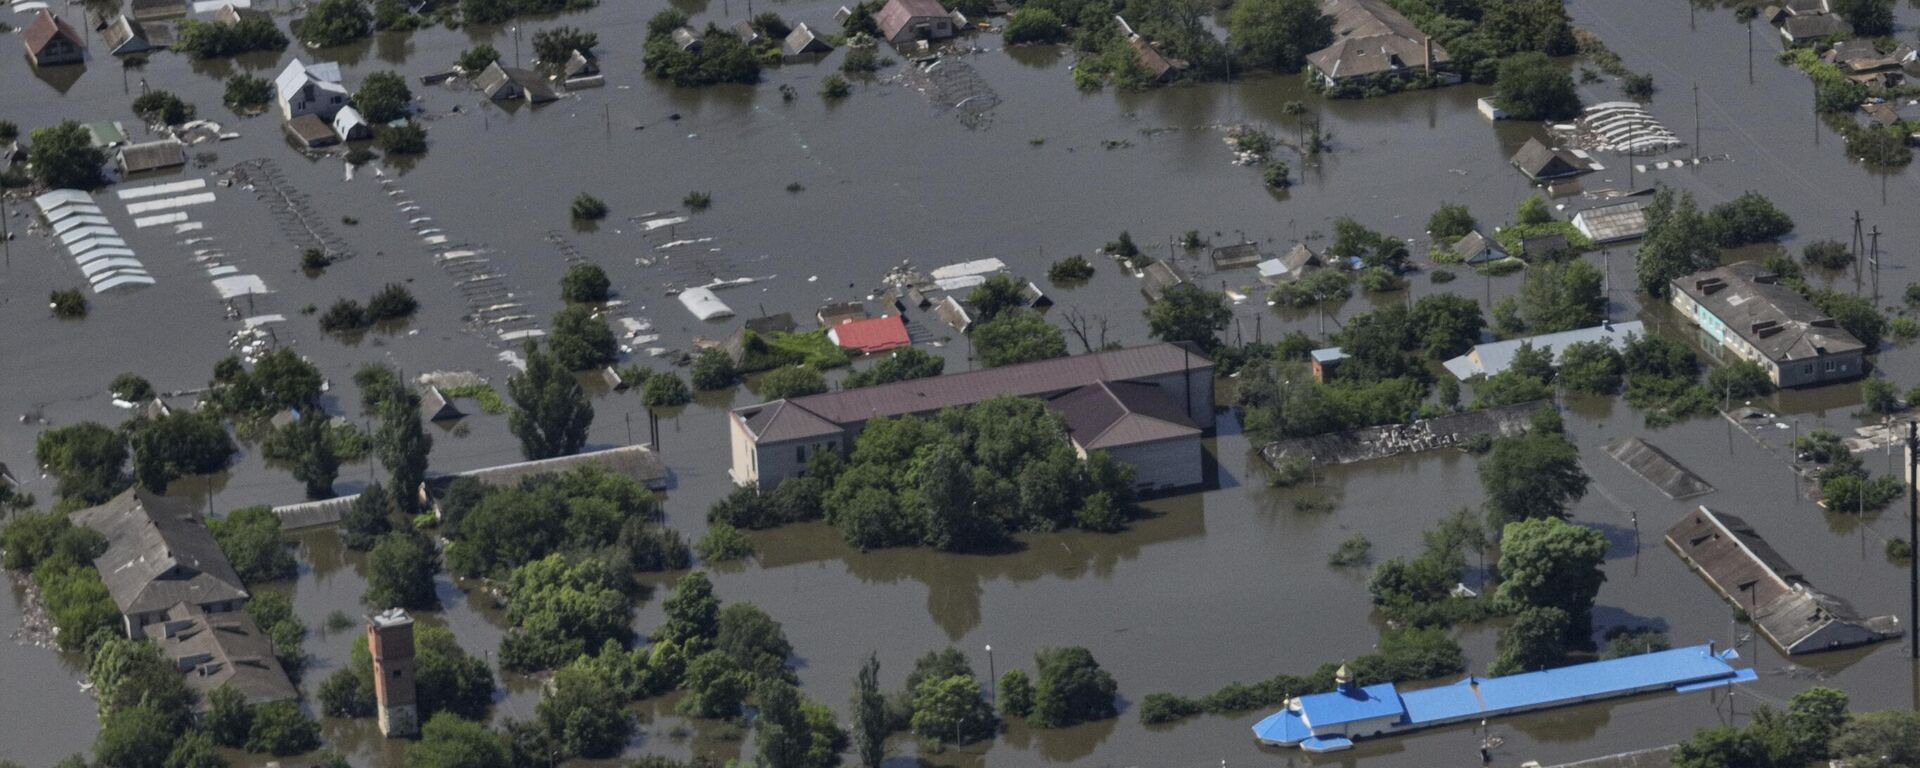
[368, 608, 418, 737]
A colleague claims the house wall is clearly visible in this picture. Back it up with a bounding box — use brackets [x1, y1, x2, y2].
[33, 38, 83, 66]
[888, 15, 953, 43]
[1308, 713, 1402, 739]
[729, 415, 760, 486]
[1102, 436, 1204, 491]
[747, 435, 847, 488]
[1786, 619, 1886, 654]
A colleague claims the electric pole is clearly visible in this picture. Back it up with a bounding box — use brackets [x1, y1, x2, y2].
[1907, 420, 1917, 660]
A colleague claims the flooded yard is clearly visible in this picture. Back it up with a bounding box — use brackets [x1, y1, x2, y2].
[4, 0, 1920, 764]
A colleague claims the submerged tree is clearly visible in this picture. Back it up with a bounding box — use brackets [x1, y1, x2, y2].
[508, 341, 594, 460]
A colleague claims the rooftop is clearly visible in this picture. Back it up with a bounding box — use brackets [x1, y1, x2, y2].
[24, 10, 84, 56]
[1672, 262, 1866, 363]
[1048, 380, 1199, 450]
[1306, 0, 1448, 80]
[826, 314, 911, 354]
[144, 602, 297, 708]
[734, 342, 1212, 444]
[423, 443, 669, 496]
[1571, 199, 1651, 243]
[1443, 321, 1644, 379]
[73, 488, 249, 617]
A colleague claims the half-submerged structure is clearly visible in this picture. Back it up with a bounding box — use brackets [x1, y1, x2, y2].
[1252, 645, 1755, 753]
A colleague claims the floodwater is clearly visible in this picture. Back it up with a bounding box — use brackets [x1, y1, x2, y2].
[5, 0, 1920, 764]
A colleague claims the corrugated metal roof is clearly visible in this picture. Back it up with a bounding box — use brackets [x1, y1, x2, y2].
[1442, 321, 1644, 379]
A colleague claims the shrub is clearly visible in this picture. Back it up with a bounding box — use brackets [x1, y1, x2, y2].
[110, 373, 154, 402]
[319, 299, 369, 333]
[820, 74, 851, 99]
[571, 193, 609, 221]
[1047, 255, 1095, 283]
[1427, 203, 1476, 243]
[224, 74, 272, 109]
[366, 283, 418, 323]
[684, 191, 712, 210]
[561, 263, 611, 303]
[841, 47, 884, 73]
[690, 348, 739, 390]
[1003, 7, 1066, 44]
[1803, 239, 1853, 270]
[756, 365, 826, 400]
[50, 289, 88, 318]
[695, 522, 754, 562]
[376, 122, 428, 155]
[1328, 534, 1371, 566]
[458, 44, 501, 72]
[1262, 160, 1291, 189]
[301, 248, 333, 274]
[643, 372, 692, 407]
[131, 91, 195, 126]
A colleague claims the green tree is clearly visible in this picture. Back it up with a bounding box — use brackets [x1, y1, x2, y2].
[973, 310, 1068, 367]
[1705, 192, 1794, 248]
[643, 372, 692, 407]
[844, 347, 945, 388]
[1029, 646, 1118, 728]
[340, 481, 395, 551]
[366, 533, 437, 609]
[458, 44, 502, 73]
[561, 263, 611, 303]
[549, 305, 618, 371]
[716, 601, 795, 684]
[415, 626, 497, 721]
[1557, 341, 1625, 395]
[508, 341, 594, 460]
[1410, 294, 1485, 359]
[164, 730, 225, 768]
[1705, 360, 1774, 400]
[1807, 288, 1887, 352]
[209, 506, 297, 583]
[246, 701, 321, 755]
[130, 411, 236, 492]
[94, 705, 179, 768]
[852, 653, 887, 768]
[299, 0, 372, 46]
[376, 121, 428, 154]
[1228, 0, 1333, 73]
[376, 386, 432, 515]
[757, 366, 828, 400]
[34, 421, 129, 504]
[1830, 708, 1920, 766]
[498, 555, 633, 671]
[910, 675, 996, 745]
[1489, 606, 1571, 675]
[353, 71, 412, 123]
[1480, 0, 1576, 55]
[132, 91, 196, 126]
[1831, 0, 1894, 36]
[656, 570, 721, 652]
[1674, 726, 1767, 768]
[1003, 7, 1066, 43]
[1428, 203, 1477, 243]
[1480, 409, 1589, 530]
[679, 649, 751, 719]
[538, 662, 632, 758]
[462, 0, 512, 24]
[265, 410, 339, 499]
[1496, 517, 1608, 642]
[533, 26, 598, 66]
[691, 348, 739, 390]
[204, 685, 253, 747]
[967, 275, 1028, 323]
[998, 669, 1034, 719]
[1494, 52, 1580, 121]
[250, 348, 325, 412]
[409, 712, 510, 768]
[1515, 259, 1604, 333]
[1146, 283, 1232, 351]
[28, 121, 107, 190]
[1636, 188, 1717, 297]
[1600, 628, 1671, 659]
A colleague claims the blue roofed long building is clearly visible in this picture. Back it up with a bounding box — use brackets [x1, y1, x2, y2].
[1252, 644, 1756, 753]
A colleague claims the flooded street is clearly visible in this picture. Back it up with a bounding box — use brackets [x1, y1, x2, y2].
[5, 0, 1920, 764]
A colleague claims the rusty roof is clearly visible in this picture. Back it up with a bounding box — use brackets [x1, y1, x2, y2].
[24, 10, 84, 55]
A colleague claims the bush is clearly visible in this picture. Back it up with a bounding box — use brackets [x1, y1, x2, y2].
[690, 348, 739, 390]
[175, 17, 289, 59]
[1803, 239, 1853, 270]
[298, 0, 372, 47]
[458, 44, 501, 73]
[841, 46, 884, 73]
[132, 91, 195, 126]
[1003, 7, 1066, 44]
[354, 71, 413, 123]
[224, 74, 272, 109]
[1029, 646, 1118, 728]
[757, 365, 827, 400]
[1262, 160, 1291, 189]
[1705, 192, 1794, 247]
[1427, 203, 1476, 243]
[571, 193, 609, 221]
[1047, 255, 1095, 284]
[532, 26, 598, 66]
[319, 299, 369, 333]
[820, 74, 851, 99]
[376, 122, 428, 155]
[366, 283, 418, 323]
[50, 289, 88, 319]
[684, 191, 712, 210]
[643, 372, 692, 407]
[1494, 52, 1581, 121]
[110, 373, 154, 402]
[247, 701, 321, 755]
[1328, 534, 1371, 566]
[561, 263, 611, 303]
[210, 506, 297, 584]
[1517, 194, 1554, 225]
[695, 522, 754, 562]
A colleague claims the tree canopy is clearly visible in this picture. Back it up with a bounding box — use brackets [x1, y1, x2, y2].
[1227, 0, 1333, 73]
[29, 122, 107, 190]
[1496, 516, 1608, 642]
[508, 341, 594, 460]
[1494, 52, 1580, 121]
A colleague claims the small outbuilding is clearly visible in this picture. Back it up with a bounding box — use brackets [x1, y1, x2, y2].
[116, 139, 186, 175]
[1509, 137, 1593, 182]
[1571, 199, 1651, 244]
[561, 50, 603, 86]
[935, 296, 975, 333]
[783, 23, 835, 57]
[1257, 243, 1321, 284]
[1450, 231, 1508, 265]
[102, 15, 153, 56]
[672, 26, 704, 52]
[1139, 260, 1186, 303]
[1309, 347, 1346, 383]
[24, 10, 86, 66]
[331, 106, 372, 141]
[1519, 233, 1573, 260]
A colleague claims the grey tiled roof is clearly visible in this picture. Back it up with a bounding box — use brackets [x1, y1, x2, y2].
[74, 488, 249, 617]
[1048, 381, 1199, 450]
[1673, 262, 1866, 363]
[144, 602, 298, 708]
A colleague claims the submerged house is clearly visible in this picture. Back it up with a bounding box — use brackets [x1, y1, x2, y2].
[475, 61, 560, 104]
[1140, 260, 1187, 302]
[1305, 0, 1448, 87]
[420, 444, 670, 506]
[1667, 506, 1901, 654]
[561, 50, 603, 86]
[876, 0, 954, 44]
[117, 139, 186, 175]
[102, 15, 153, 56]
[1209, 241, 1266, 271]
[826, 314, 911, 354]
[1442, 321, 1644, 380]
[1509, 137, 1593, 182]
[73, 488, 250, 637]
[1449, 231, 1508, 265]
[1570, 199, 1650, 244]
[24, 10, 86, 66]
[728, 342, 1215, 489]
[283, 113, 339, 148]
[144, 603, 299, 709]
[1258, 244, 1322, 283]
[131, 0, 188, 21]
[1779, 13, 1851, 45]
[783, 23, 835, 57]
[1670, 262, 1866, 387]
[275, 59, 348, 121]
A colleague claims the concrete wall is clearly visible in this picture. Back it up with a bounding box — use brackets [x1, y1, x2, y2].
[1104, 436, 1204, 491]
[746, 435, 846, 489]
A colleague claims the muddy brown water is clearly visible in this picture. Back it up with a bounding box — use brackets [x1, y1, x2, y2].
[5, 0, 1920, 765]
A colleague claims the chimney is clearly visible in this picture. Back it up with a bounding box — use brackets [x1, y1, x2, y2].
[368, 608, 419, 738]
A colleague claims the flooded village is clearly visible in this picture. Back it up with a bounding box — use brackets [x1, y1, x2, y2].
[6, 0, 1920, 765]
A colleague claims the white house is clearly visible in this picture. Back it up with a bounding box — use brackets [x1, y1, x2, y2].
[275, 59, 348, 122]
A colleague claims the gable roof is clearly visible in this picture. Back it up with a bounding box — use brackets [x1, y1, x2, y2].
[563, 49, 599, 78]
[143, 603, 298, 708]
[1781, 13, 1851, 40]
[1451, 231, 1507, 263]
[827, 314, 911, 354]
[1140, 260, 1186, 302]
[1510, 138, 1590, 181]
[103, 15, 152, 55]
[733, 342, 1212, 443]
[877, 0, 948, 39]
[1672, 261, 1866, 363]
[475, 61, 559, 102]
[24, 10, 85, 56]
[118, 139, 186, 173]
[1442, 321, 1644, 379]
[420, 385, 464, 422]
[283, 113, 338, 146]
[275, 59, 346, 100]
[783, 23, 834, 56]
[73, 488, 249, 617]
[1049, 380, 1200, 450]
[1210, 241, 1266, 270]
[1130, 36, 1176, 80]
[1306, 0, 1447, 80]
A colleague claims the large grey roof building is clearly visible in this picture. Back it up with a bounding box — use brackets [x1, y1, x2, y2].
[730, 342, 1215, 489]
[144, 602, 298, 708]
[1669, 262, 1865, 387]
[73, 488, 250, 636]
[1667, 506, 1900, 654]
[1305, 0, 1447, 85]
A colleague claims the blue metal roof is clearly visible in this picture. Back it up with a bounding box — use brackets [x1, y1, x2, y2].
[1298, 683, 1403, 726]
[1251, 708, 1311, 744]
[1399, 644, 1741, 725]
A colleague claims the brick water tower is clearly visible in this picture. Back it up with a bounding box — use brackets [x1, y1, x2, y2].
[368, 608, 418, 737]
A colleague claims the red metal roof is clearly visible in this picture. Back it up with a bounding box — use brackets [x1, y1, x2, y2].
[827, 314, 911, 354]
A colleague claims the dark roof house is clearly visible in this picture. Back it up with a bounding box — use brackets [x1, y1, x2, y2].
[24, 10, 86, 66]
[1450, 231, 1508, 264]
[1209, 241, 1267, 271]
[131, 0, 188, 21]
[1780, 13, 1852, 44]
[422, 444, 669, 501]
[283, 113, 339, 148]
[1140, 260, 1187, 303]
[1519, 233, 1572, 260]
[1667, 506, 1900, 654]
[476, 61, 560, 104]
[1509, 138, 1592, 182]
[420, 385, 464, 422]
[144, 603, 299, 708]
[73, 488, 250, 629]
[1305, 0, 1447, 83]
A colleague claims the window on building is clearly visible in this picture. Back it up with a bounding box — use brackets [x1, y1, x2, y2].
[1824, 361, 1837, 373]
[1804, 364, 1814, 375]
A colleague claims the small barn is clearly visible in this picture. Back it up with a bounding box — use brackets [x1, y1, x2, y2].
[283, 114, 340, 148]
[1509, 137, 1592, 182]
[331, 106, 372, 141]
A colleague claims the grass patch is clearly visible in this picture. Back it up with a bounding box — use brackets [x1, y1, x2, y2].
[1493, 221, 1592, 258]
[441, 383, 508, 414]
[737, 330, 852, 373]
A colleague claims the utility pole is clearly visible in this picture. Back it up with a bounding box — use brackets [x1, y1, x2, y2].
[1908, 420, 1917, 660]
[1851, 211, 1865, 297]
[1746, 21, 1754, 84]
[1870, 226, 1882, 306]
[1692, 82, 1702, 161]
